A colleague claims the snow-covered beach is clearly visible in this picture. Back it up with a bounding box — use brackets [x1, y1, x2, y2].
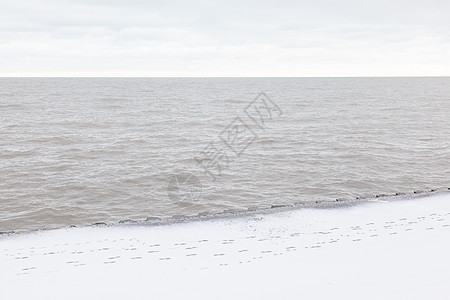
[1, 191, 449, 299]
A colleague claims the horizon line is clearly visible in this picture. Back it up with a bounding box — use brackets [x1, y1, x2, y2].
[1, 76, 449, 78]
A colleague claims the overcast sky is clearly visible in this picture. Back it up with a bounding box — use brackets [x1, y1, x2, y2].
[1, 0, 449, 76]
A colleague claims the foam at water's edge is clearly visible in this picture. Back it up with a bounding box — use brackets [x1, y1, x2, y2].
[1, 188, 449, 237]
[131, 188, 450, 227]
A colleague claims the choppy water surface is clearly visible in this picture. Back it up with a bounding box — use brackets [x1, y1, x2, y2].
[1, 78, 449, 232]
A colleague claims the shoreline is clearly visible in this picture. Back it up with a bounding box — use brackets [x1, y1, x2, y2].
[1, 188, 449, 299]
[2, 187, 449, 237]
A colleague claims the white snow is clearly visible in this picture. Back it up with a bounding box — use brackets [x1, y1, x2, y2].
[1, 192, 450, 300]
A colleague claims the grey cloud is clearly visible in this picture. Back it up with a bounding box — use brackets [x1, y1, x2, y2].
[0, 0, 449, 76]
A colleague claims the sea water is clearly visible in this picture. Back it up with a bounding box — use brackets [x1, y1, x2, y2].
[1, 77, 449, 231]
